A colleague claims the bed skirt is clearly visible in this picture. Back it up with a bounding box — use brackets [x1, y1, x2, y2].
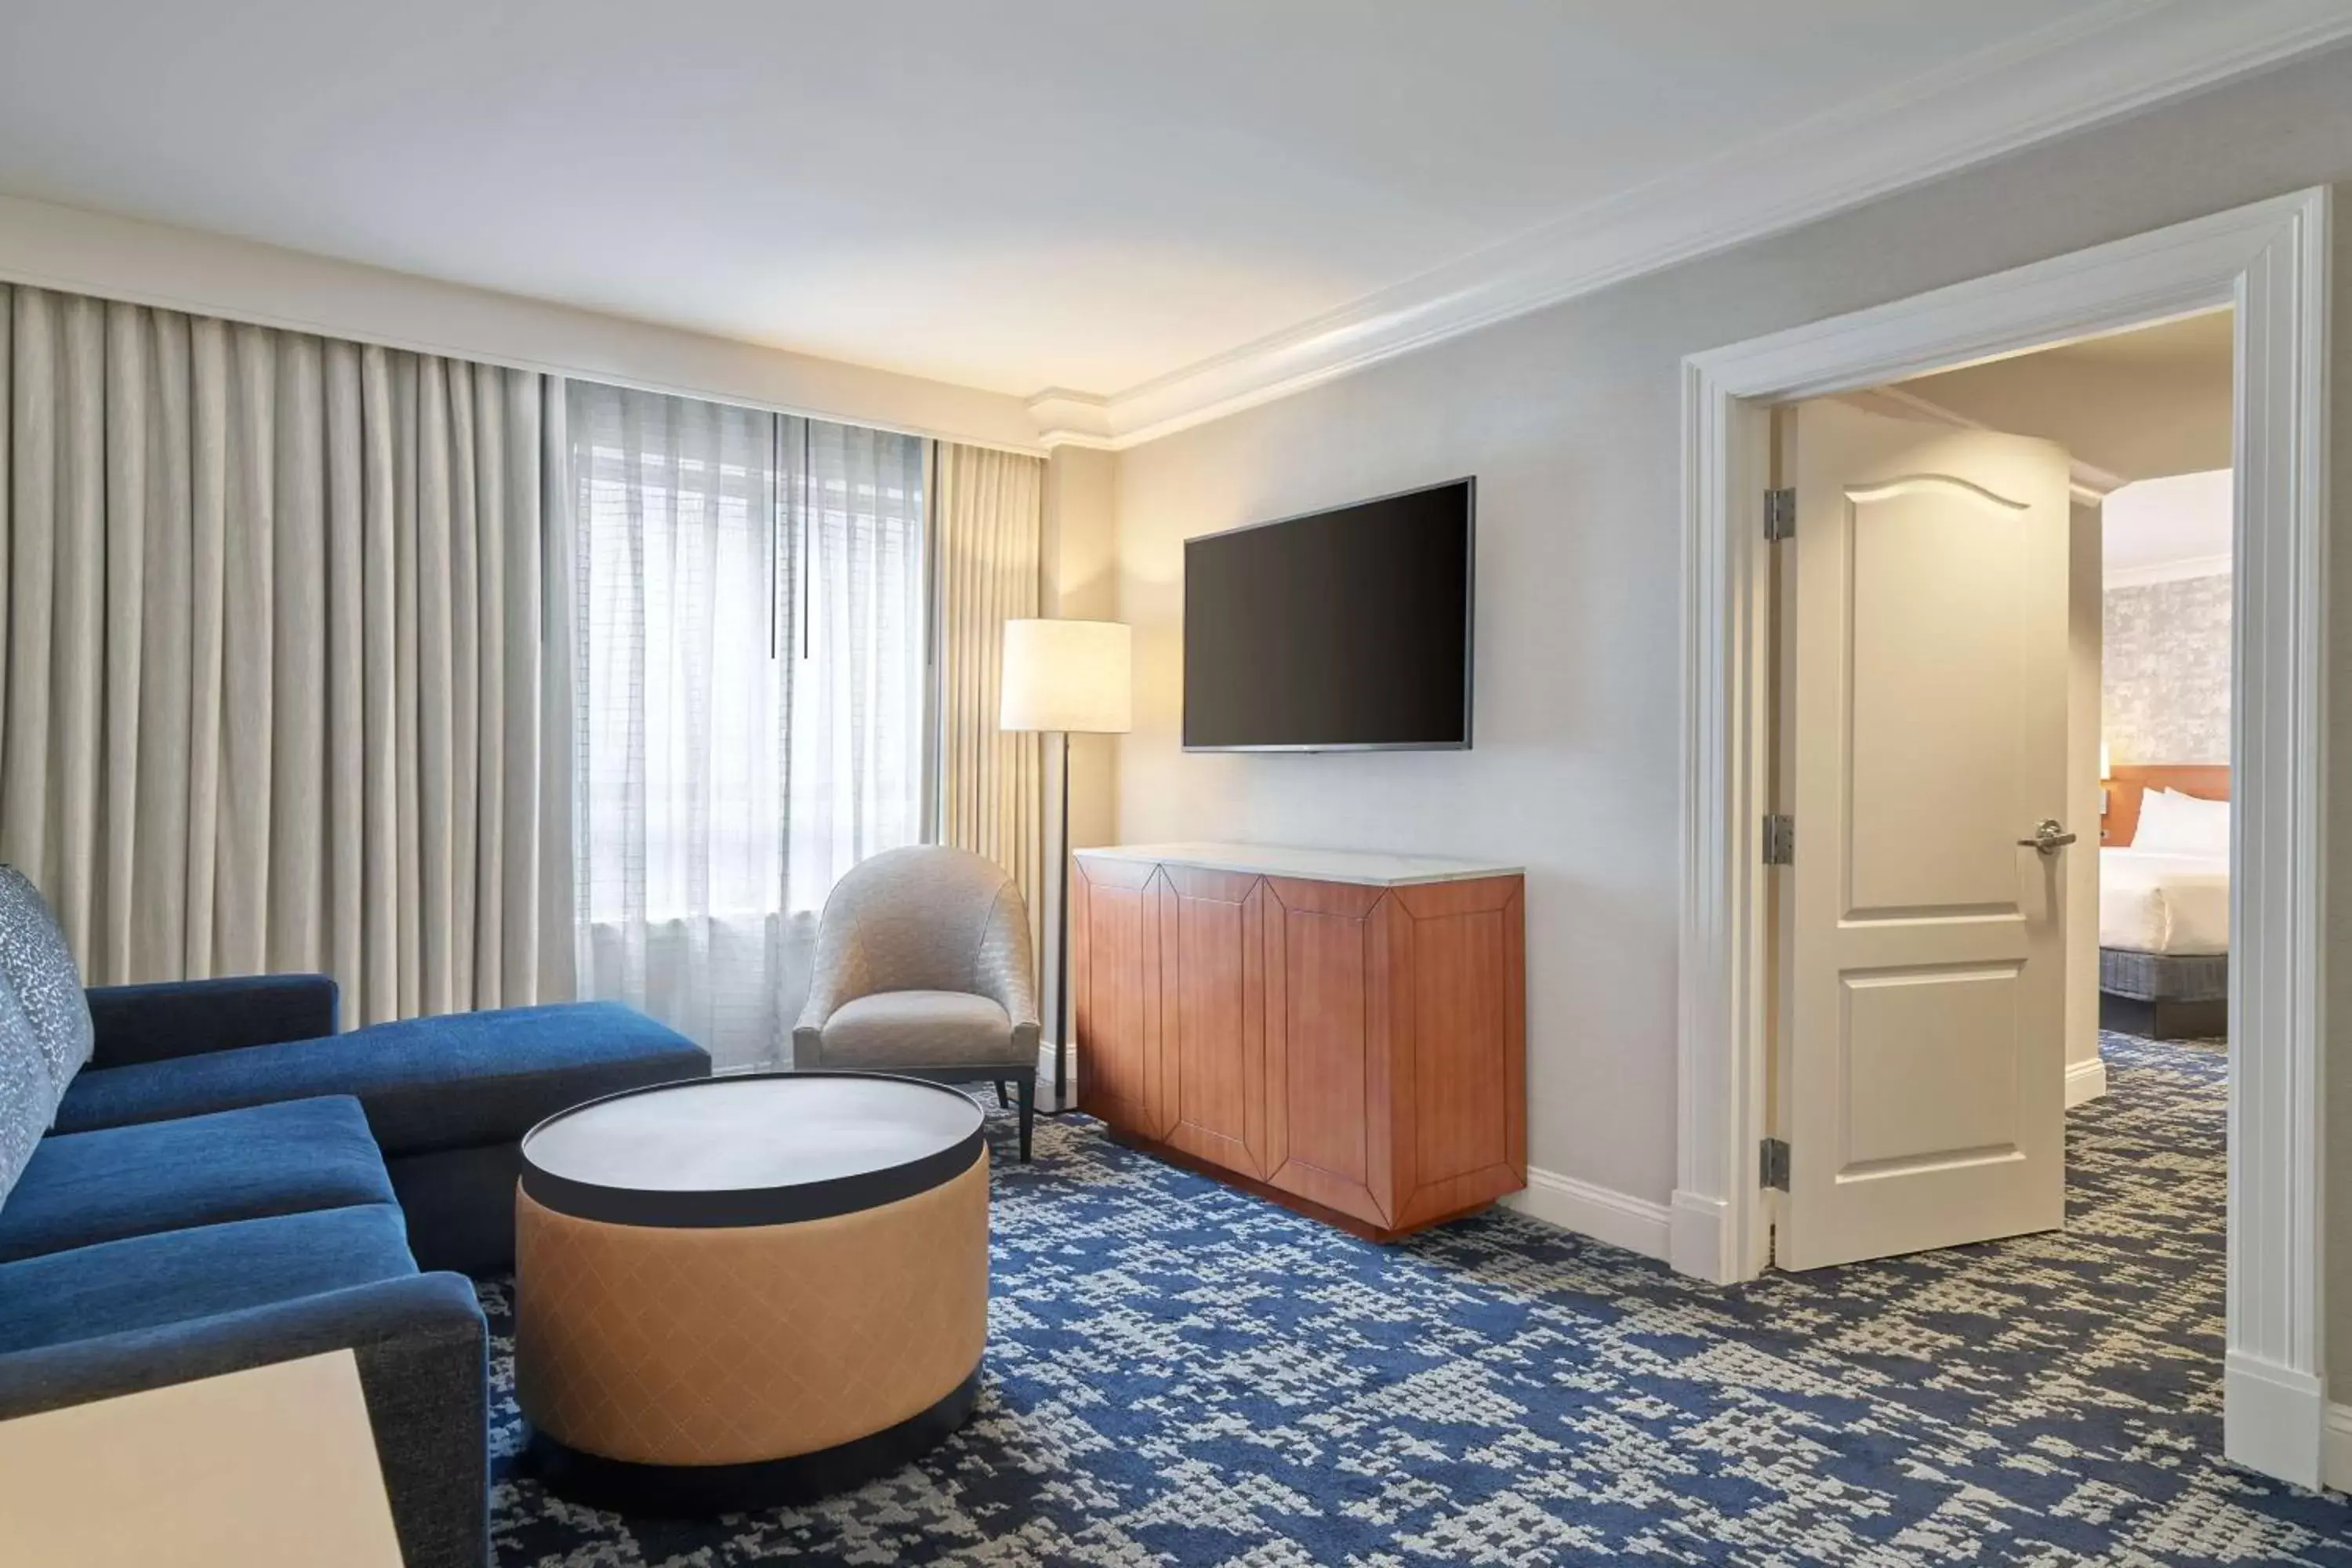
[2098, 947, 2227, 1040]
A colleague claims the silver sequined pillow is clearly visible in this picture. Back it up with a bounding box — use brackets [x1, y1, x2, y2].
[0, 866, 93, 1097]
[0, 977, 52, 1207]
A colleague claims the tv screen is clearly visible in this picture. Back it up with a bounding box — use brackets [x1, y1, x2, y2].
[1183, 478, 1474, 751]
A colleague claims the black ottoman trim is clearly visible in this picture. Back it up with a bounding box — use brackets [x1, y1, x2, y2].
[518, 1071, 985, 1229]
[522, 1364, 982, 1515]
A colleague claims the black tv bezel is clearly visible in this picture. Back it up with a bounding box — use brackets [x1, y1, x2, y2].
[1180, 475, 1476, 754]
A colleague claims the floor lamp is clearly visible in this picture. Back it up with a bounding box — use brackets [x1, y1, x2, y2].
[1000, 619, 1132, 1111]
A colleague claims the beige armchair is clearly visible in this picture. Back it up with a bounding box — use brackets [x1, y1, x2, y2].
[793, 845, 1041, 1160]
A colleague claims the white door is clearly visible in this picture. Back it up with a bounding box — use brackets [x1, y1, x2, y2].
[1776, 399, 2073, 1271]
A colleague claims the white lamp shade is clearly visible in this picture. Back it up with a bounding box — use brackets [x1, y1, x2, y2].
[1000, 619, 1132, 734]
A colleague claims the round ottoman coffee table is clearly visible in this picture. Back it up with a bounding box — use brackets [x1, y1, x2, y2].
[514, 1071, 989, 1514]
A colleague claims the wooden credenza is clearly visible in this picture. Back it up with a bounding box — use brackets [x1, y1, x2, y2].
[1070, 843, 1526, 1240]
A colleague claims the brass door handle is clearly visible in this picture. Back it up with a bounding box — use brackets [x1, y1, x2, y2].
[2016, 819, 2078, 855]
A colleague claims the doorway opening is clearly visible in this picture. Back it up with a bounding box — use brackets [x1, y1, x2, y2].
[1674, 191, 2328, 1486]
[1759, 307, 2235, 1276]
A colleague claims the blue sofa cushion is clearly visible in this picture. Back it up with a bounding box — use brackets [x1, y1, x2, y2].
[0, 1203, 416, 1356]
[0, 1097, 394, 1264]
[87, 975, 341, 1069]
[53, 1001, 707, 1156]
[0, 866, 93, 1094]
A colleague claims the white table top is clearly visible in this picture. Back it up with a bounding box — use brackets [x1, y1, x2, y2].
[524, 1074, 982, 1194]
[0, 1351, 403, 1568]
[1075, 840, 1523, 887]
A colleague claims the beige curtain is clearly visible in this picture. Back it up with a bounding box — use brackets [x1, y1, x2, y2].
[933, 441, 1045, 951]
[0, 283, 564, 1025]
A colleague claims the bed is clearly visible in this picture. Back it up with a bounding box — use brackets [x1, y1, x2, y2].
[2098, 764, 2228, 1039]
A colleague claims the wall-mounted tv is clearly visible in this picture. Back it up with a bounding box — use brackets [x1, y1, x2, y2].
[1183, 477, 1475, 752]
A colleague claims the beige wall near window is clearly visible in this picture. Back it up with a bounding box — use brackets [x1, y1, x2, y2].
[1098, 47, 2352, 1377]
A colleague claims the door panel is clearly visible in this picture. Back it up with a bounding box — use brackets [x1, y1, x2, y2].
[1844, 477, 2032, 917]
[1074, 858, 1167, 1138]
[1161, 866, 1268, 1178]
[1392, 877, 1529, 1230]
[1840, 964, 2023, 1171]
[1409, 908, 1509, 1185]
[1263, 877, 1389, 1228]
[1779, 400, 2070, 1271]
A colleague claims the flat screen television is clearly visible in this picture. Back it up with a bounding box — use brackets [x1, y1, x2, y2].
[1183, 477, 1475, 751]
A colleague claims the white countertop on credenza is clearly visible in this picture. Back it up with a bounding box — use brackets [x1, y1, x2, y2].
[1074, 841, 1523, 888]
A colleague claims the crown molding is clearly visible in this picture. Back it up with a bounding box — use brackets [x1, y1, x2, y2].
[1025, 388, 1118, 449]
[1030, 0, 2352, 452]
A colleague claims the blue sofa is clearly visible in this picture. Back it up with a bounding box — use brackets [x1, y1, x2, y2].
[0, 974, 709, 1568]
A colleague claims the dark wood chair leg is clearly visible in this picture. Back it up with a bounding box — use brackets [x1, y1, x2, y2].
[1016, 1073, 1033, 1163]
[994, 1080, 1010, 1109]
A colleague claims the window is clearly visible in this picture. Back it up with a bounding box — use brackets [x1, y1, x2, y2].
[568, 382, 926, 1063]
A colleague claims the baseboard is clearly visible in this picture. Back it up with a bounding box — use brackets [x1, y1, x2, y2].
[2065, 1056, 2108, 1108]
[1669, 1189, 1735, 1283]
[2224, 1349, 2325, 1490]
[2325, 1403, 2352, 1493]
[1504, 1168, 1672, 1261]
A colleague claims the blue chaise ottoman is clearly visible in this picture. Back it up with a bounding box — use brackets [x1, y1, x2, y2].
[51, 978, 711, 1275]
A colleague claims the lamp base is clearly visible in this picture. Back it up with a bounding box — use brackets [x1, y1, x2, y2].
[1032, 1040, 1080, 1114]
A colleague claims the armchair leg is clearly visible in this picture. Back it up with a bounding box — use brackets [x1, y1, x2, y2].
[1016, 1073, 1034, 1163]
[994, 1080, 1010, 1110]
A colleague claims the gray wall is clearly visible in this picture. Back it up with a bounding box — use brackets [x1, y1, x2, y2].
[1106, 48, 2352, 1373]
[2105, 574, 2233, 766]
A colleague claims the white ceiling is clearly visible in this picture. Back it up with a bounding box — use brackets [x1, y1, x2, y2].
[2104, 470, 2233, 584]
[1, 2, 2346, 416]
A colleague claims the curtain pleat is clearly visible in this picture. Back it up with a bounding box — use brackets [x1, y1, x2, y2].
[0, 281, 562, 1025]
[537, 379, 577, 1005]
[268, 331, 325, 980]
[54, 297, 106, 962]
[934, 442, 1046, 959]
[98, 303, 147, 981]
[132, 310, 194, 984]
[324, 338, 367, 1008]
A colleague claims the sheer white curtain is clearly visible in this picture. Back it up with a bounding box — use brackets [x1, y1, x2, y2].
[567, 383, 926, 1066]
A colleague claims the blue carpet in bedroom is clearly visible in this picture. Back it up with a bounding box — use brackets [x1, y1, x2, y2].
[483, 1033, 2352, 1566]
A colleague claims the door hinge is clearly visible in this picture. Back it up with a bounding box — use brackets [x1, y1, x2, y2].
[1761, 1137, 1791, 1192]
[1764, 488, 1796, 541]
[1763, 814, 1795, 866]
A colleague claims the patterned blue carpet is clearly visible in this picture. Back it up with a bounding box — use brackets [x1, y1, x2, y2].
[485, 1034, 2352, 1565]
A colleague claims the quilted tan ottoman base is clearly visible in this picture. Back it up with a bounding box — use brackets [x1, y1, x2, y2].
[511, 1073, 991, 1515]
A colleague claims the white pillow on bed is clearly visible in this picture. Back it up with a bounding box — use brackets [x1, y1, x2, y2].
[2134, 787, 2230, 855]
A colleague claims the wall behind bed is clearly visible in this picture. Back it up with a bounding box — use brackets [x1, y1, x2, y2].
[2104, 572, 2229, 764]
[2103, 471, 2230, 767]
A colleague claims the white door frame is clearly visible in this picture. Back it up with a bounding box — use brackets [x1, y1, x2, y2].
[1674, 190, 2330, 1485]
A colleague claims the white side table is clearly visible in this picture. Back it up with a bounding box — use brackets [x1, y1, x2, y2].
[0, 1350, 404, 1567]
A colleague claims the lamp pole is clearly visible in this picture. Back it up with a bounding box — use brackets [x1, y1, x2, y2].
[1054, 728, 1073, 1108]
